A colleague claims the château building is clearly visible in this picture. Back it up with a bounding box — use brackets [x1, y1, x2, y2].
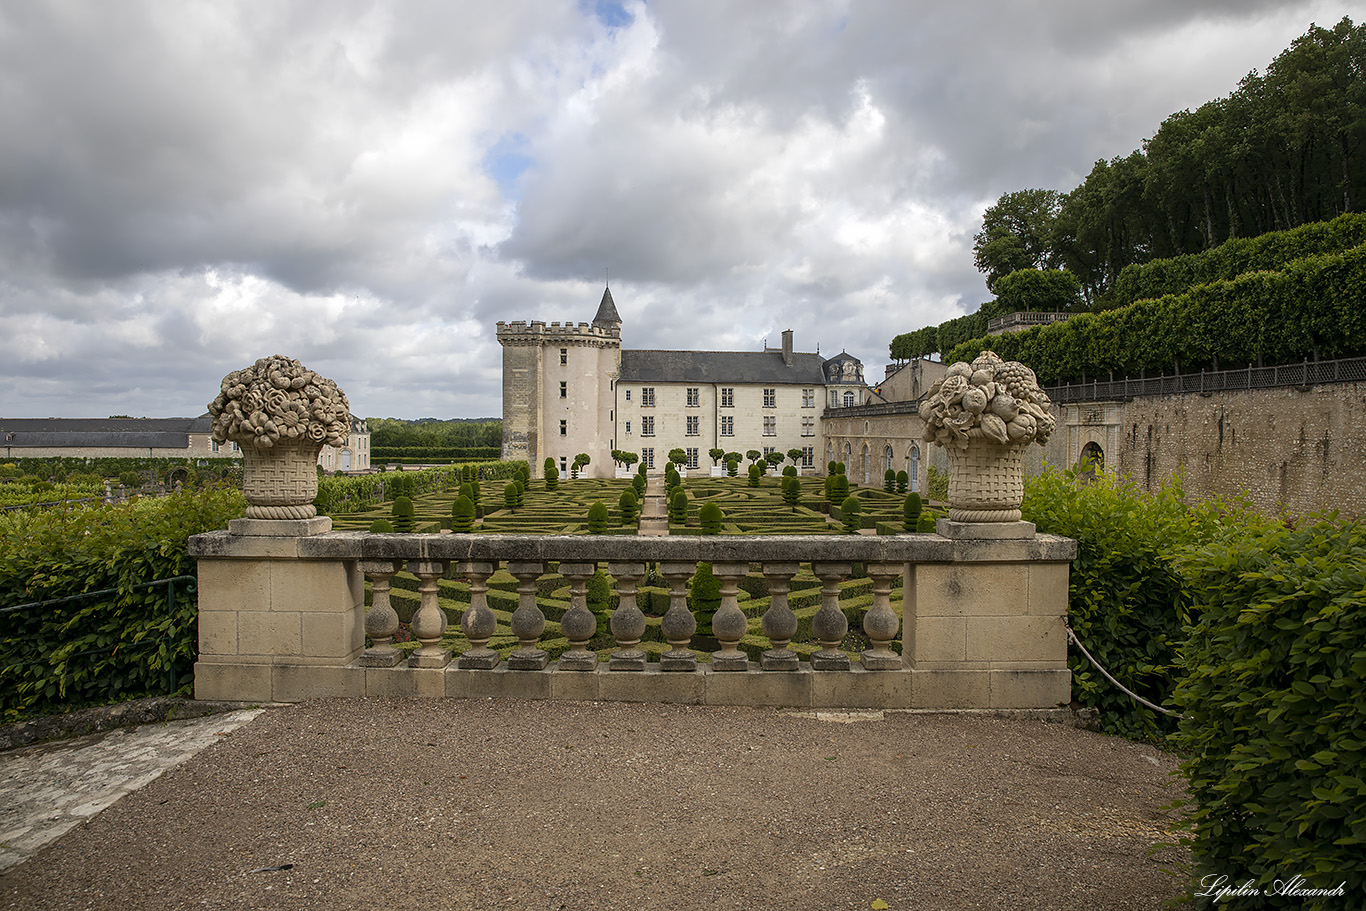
[497, 287, 871, 478]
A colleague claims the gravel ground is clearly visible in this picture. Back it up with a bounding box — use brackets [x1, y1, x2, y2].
[0, 698, 1189, 911]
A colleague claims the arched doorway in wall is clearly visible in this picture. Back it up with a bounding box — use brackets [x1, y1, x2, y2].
[1078, 441, 1104, 479]
[339, 449, 352, 471]
[861, 445, 870, 485]
[908, 444, 920, 493]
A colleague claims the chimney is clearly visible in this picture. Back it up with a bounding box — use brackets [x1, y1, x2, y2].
[781, 329, 793, 366]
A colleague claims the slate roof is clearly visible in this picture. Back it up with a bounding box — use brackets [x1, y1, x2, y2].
[0, 416, 213, 449]
[619, 349, 830, 385]
[592, 286, 621, 327]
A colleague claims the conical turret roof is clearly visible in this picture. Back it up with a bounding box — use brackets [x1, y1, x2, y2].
[592, 285, 621, 327]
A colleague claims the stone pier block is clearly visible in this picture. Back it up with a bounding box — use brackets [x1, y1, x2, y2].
[811, 666, 913, 709]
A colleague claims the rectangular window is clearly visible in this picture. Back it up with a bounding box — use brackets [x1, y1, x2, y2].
[560, 381, 567, 398]
[763, 415, 776, 436]
[231, 441, 240, 452]
[641, 387, 655, 407]
[686, 387, 699, 407]
[830, 389, 840, 408]
[560, 419, 567, 436]
[763, 446, 775, 457]
[763, 388, 776, 408]
[625, 389, 631, 401]
[686, 415, 699, 436]
[642, 416, 655, 437]
[211, 440, 219, 452]
[686, 447, 699, 470]
[625, 420, 631, 434]
[560, 456, 567, 473]
[720, 387, 734, 408]
[802, 446, 814, 468]
[720, 415, 734, 437]
[802, 388, 815, 407]
[642, 447, 654, 469]
[801, 416, 815, 437]
[560, 348, 567, 365]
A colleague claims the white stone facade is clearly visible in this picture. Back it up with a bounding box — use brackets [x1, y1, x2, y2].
[498, 289, 869, 478]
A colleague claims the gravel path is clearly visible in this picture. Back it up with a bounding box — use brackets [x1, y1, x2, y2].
[0, 699, 1188, 910]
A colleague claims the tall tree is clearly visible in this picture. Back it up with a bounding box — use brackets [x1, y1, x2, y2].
[972, 189, 1063, 291]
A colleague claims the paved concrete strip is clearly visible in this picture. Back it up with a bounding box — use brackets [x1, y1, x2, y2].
[0, 708, 264, 873]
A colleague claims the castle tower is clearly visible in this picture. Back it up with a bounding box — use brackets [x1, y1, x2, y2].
[496, 285, 622, 478]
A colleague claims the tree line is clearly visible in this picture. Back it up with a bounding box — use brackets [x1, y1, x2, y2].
[366, 417, 501, 450]
[893, 17, 1364, 361]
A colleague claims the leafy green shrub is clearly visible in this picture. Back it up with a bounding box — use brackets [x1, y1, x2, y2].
[587, 568, 612, 637]
[368, 518, 394, 533]
[709, 448, 725, 466]
[618, 488, 638, 524]
[450, 495, 475, 534]
[586, 501, 609, 534]
[903, 492, 922, 532]
[512, 479, 525, 507]
[1022, 467, 1254, 741]
[390, 496, 415, 533]
[883, 469, 896, 492]
[917, 512, 937, 533]
[668, 448, 687, 467]
[699, 502, 723, 535]
[926, 466, 949, 502]
[504, 482, 518, 512]
[782, 465, 797, 478]
[118, 471, 142, 488]
[669, 490, 688, 525]
[726, 459, 738, 477]
[840, 496, 862, 534]
[896, 470, 908, 493]
[544, 458, 558, 490]
[632, 473, 646, 497]
[831, 474, 849, 503]
[781, 475, 800, 510]
[747, 464, 761, 488]
[0, 489, 246, 721]
[1169, 517, 1366, 901]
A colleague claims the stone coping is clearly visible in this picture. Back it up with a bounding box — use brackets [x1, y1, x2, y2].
[188, 531, 1078, 564]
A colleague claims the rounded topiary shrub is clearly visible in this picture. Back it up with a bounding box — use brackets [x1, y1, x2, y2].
[782, 465, 797, 478]
[840, 495, 862, 534]
[699, 501, 723, 535]
[586, 501, 609, 534]
[391, 496, 415, 533]
[669, 489, 688, 524]
[689, 562, 721, 635]
[726, 459, 738, 477]
[118, 470, 142, 488]
[368, 518, 395, 533]
[619, 488, 638, 524]
[451, 495, 475, 533]
[896, 470, 909, 493]
[903, 492, 922, 532]
[884, 469, 897, 492]
[782, 475, 801, 510]
[747, 464, 761, 488]
[544, 458, 559, 490]
[504, 482, 518, 511]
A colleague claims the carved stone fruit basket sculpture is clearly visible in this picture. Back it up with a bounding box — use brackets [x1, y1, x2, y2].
[208, 355, 350, 520]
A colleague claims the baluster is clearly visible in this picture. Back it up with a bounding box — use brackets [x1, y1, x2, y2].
[861, 563, 903, 670]
[557, 562, 599, 671]
[759, 563, 800, 671]
[359, 559, 404, 667]
[710, 562, 752, 671]
[407, 560, 451, 668]
[456, 561, 500, 669]
[607, 562, 647, 671]
[810, 563, 852, 671]
[658, 562, 698, 671]
[506, 561, 548, 670]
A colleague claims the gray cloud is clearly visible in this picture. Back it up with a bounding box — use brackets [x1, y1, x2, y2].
[0, 0, 1352, 419]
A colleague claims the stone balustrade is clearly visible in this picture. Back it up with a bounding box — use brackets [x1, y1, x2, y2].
[189, 529, 1076, 710]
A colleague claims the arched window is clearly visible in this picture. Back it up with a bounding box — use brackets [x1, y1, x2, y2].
[861, 445, 870, 485]
[884, 445, 894, 472]
[826, 441, 834, 468]
[844, 443, 852, 467]
[909, 444, 920, 493]
[843, 391, 856, 407]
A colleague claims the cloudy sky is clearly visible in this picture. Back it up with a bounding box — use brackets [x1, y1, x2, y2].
[0, 0, 1355, 420]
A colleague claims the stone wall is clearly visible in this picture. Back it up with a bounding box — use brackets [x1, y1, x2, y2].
[1051, 383, 1366, 517]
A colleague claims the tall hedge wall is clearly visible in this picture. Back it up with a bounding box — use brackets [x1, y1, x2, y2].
[1106, 212, 1366, 311]
[0, 489, 247, 721]
[946, 242, 1366, 382]
[1173, 518, 1366, 902]
[312, 460, 526, 516]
